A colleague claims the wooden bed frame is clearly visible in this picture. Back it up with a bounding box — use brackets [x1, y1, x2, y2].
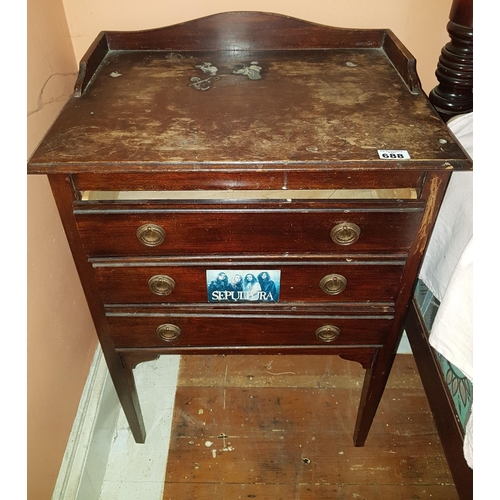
[405, 2, 473, 498]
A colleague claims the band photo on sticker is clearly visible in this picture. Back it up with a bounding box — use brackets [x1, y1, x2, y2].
[206, 270, 281, 303]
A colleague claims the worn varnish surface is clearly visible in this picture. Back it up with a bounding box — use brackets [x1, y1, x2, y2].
[28, 11, 471, 456]
[30, 48, 467, 170]
[163, 354, 458, 499]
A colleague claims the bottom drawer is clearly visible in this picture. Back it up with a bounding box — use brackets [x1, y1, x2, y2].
[106, 313, 393, 348]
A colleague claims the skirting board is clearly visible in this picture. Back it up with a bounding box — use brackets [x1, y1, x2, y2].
[51, 346, 120, 500]
[398, 331, 412, 354]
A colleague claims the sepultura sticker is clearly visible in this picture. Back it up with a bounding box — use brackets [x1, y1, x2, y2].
[206, 270, 281, 303]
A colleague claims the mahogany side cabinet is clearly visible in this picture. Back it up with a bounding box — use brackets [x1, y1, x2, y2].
[28, 12, 472, 445]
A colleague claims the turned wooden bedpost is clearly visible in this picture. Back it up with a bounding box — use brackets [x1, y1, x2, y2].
[429, 0, 473, 121]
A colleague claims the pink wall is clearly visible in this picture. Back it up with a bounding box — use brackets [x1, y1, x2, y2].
[27, 0, 98, 499]
[28, 1, 454, 497]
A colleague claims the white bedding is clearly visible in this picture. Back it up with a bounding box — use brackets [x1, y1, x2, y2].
[418, 112, 473, 468]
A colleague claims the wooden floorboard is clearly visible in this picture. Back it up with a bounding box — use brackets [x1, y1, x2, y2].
[163, 354, 458, 499]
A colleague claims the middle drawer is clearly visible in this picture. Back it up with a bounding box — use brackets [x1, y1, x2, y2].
[93, 260, 405, 304]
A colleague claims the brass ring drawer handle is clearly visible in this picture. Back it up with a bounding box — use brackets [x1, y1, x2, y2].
[330, 222, 360, 246]
[315, 325, 341, 343]
[319, 274, 347, 295]
[156, 323, 181, 343]
[136, 223, 166, 247]
[148, 275, 176, 296]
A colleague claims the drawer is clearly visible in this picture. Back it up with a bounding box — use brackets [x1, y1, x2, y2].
[106, 313, 393, 348]
[75, 201, 424, 257]
[93, 260, 405, 304]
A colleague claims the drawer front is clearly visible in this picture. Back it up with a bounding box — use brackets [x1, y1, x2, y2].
[94, 262, 404, 304]
[106, 314, 392, 348]
[75, 204, 424, 257]
[72, 170, 425, 192]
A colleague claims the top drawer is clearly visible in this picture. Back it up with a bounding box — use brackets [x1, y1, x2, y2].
[74, 200, 425, 257]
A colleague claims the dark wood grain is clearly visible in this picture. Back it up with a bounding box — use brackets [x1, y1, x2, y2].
[106, 314, 391, 349]
[94, 261, 405, 304]
[74, 12, 388, 96]
[75, 200, 424, 257]
[74, 32, 109, 97]
[105, 12, 384, 51]
[72, 170, 426, 192]
[353, 170, 452, 447]
[429, 0, 473, 121]
[47, 175, 148, 443]
[27, 12, 471, 460]
[406, 299, 473, 500]
[28, 16, 472, 174]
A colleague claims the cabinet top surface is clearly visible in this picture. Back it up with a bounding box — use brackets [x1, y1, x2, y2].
[28, 13, 471, 174]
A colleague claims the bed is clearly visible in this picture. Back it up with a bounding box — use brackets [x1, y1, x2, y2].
[404, 1, 473, 498]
